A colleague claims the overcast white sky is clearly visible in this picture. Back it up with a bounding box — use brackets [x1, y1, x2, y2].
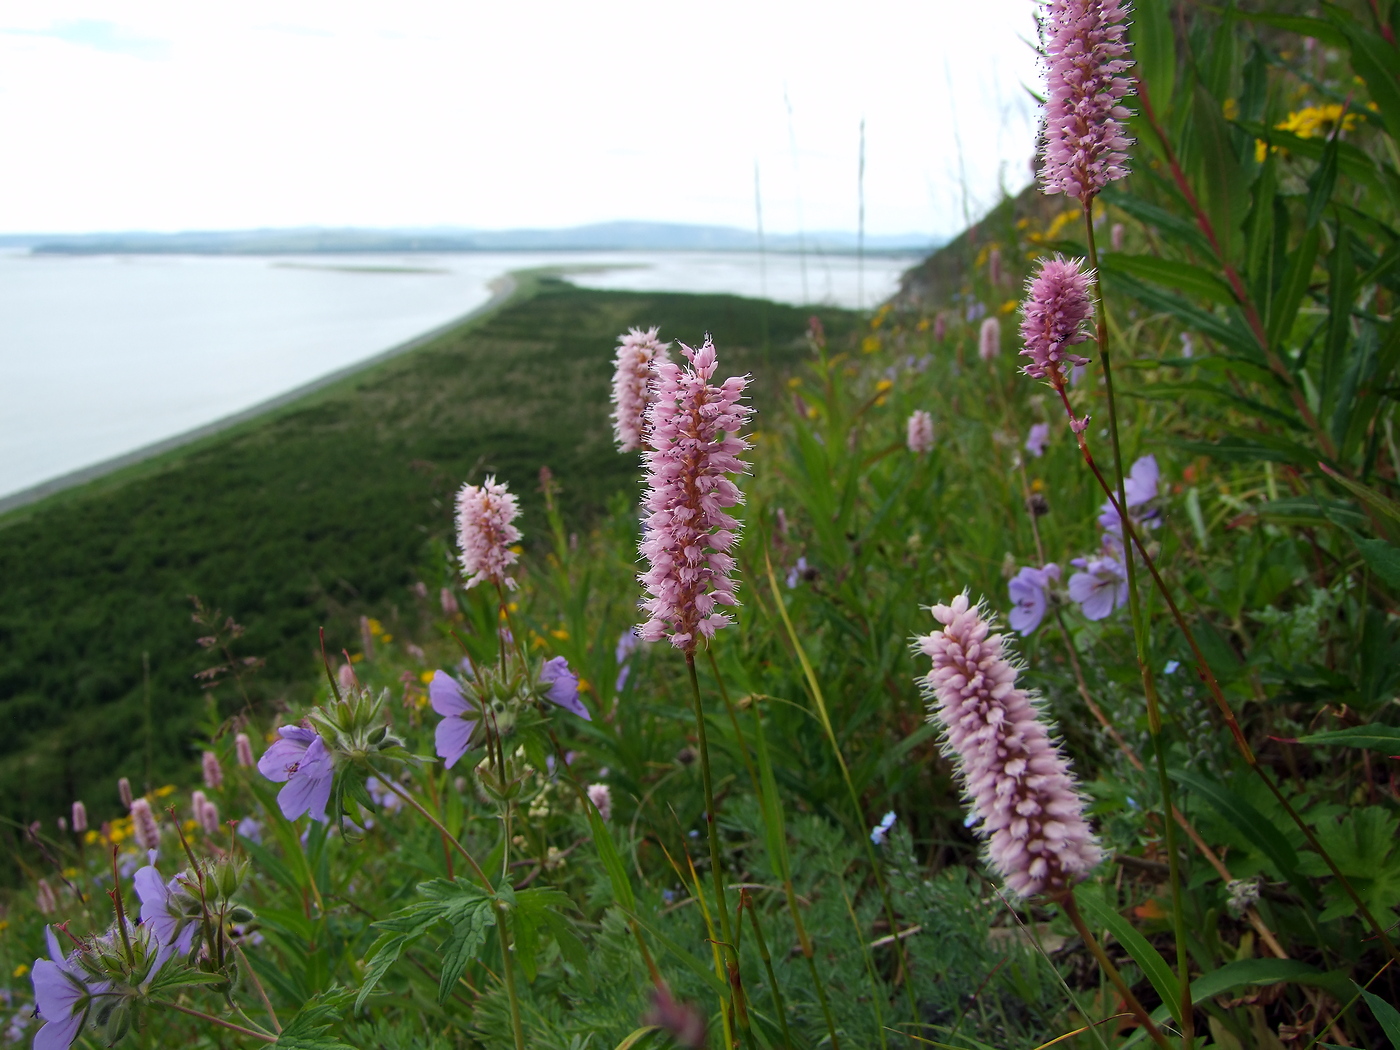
[0, 1, 1043, 239]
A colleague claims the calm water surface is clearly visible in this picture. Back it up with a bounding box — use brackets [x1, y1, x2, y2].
[0, 249, 916, 500]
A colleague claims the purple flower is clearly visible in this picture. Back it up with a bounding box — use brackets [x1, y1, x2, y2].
[785, 556, 809, 590]
[540, 657, 590, 720]
[1068, 554, 1128, 620]
[31, 928, 110, 1050]
[1039, 0, 1135, 204]
[1096, 454, 1160, 535]
[1025, 423, 1050, 458]
[1019, 256, 1094, 383]
[978, 316, 1001, 361]
[1008, 563, 1061, 635]
[366, 777, 404, 814]
[429, 671, 477, 769]
[257, 725, 333, 822]
[906, 410, 935, 453]
[638, 336, 753, 651]
[915, 594, 1100, 897]
[615, 631, 642, 693]
[870, 811, 897, 846]
[133, 864, 196, 970]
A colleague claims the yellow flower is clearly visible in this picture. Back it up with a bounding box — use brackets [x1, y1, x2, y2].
[380, 633, 393, 643]
[508, 602, 519, 613]
[62, 867, 77, 879]
[11, 964, 27, 978]
[415, 695, 428, 710]
[1031, 478, 1046, 493]
[861, 335, 882, 354]
[875, 379, 894, 393]
[155, 785, 176, 798]
[550, 628, 570, 640]
[806, 406, 820, 420]
[787, 376, 803, 389]
[1222, 97, 1239, 120]
[0, 919, 9, 932]
[84, 830, 99, 845]
[874, 396, 888, 406]
[350, 652, 364, 663]
[509, 545, 524, 555]
[1259, 103, 1362, 161]
[999, 299, 1018, 315]
[367, 618, 384, 636]
[916, 318, 930, 332]
[419, 670, 436, 684]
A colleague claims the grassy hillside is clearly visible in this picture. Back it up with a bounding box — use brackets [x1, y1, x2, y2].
[0, 275, 854, 846]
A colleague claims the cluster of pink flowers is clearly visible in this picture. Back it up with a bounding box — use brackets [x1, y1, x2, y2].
[455, 476, 523, 591]
[638, 336, 752, 651]
[916, 593, 1100, 897]
[1039, 0, 1135, 203]
[906, 410, 935, 454]
[610, 326, 672, 452]
[978, 317, 1001, 362]
[1019, 256, 1094, 383]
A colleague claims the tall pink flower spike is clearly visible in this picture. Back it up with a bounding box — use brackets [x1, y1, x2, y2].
[915, 593, 1100, 897]
[455, 476, 522, 591]
[610, 326, 672, 452]
[1020, 256, 1094, 383]
[638, 336, 752, 652]
[1039, 0, 1135, 204]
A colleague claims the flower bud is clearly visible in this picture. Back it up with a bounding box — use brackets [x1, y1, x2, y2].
[199, 798, 221, 836]
[118, 777, 133, 809]
[202, 750, 224, 790]
[71, 801, 88, 833]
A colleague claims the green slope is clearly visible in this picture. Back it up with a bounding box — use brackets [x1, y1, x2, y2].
[0, 275, 852, 845]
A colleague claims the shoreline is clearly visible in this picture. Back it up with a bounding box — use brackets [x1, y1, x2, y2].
[0, 273, 519, 517]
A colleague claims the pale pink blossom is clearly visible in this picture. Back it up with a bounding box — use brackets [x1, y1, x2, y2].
[906, 410, 935, 454]
[456, 476, 523, 591]
[638, 336, 753, 651]
[915, 593, 1100, 896]
[1039, 0, 1135, 203]
[610, 326, 672, 452]
[235, 732, 254, 769]
[933, 313, 947, 342]
[978, 317, 1001, 362]
[201, 750, 223, 790]
[587, 783, 612, 822]
[131, 798, 160, 851]
[199, 798, 220, 836]
[118, 777, 132, 810]
[1020, 256, 1094, 383]
[1111, 222, 1125, 251]
[70, 801, 87, 834]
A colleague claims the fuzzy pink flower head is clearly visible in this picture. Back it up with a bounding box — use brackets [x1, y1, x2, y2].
[933, 313, 947, 342]
[1039, 0, 1136, 203]
[978, 316, 1001, 362]
[201, 750, 223, 790]
[611, 326, 672, 453]
[455, 475, 523, 591]
[906, 410, 935, 454]
[1020, 256, 1095, 382]
[915, 593, 1101, 897]
[587, 782, 612, 822]
[638, 335, 753, 651]
[235, 732, 254, 769]
[130, 797, 160, 851]
[70, 801, 87, 834]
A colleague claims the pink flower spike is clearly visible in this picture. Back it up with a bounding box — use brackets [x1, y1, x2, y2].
[906, 410, 935, 454]
[1020, 256, 1095, 383]
[638, 335, 753, 651]
[610, 326, 672, 452]
[1039, 0, 1135, 204]
[978, 317, 1001, 362]
[916, 593, 1101, 897]
[455, 476, 523, 591]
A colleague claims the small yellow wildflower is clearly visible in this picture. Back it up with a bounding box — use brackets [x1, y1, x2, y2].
[550, 628, 570, 640]
[155, 785, 175, 798]
[787, 376, 802, 389]
[12, 964, 28, 978]
[1257, 104, 1362, 161]
[381, 633, 393, 643]
[1222, 97, 1239, 120]
[84, 830, 99, 845]
[916, 318, 930, 332]
[508, 602, 519, 612]
[999, 299, 1018, 315]
[367, 618, 384, 636]
[0, 919, 10, 932]
[419, 670, 435, 684]
[875, 379, 894, 393]
[874, 396, 888, 406]
[350, 652, 364, 663]
[62, 867, 77, 879]
[509, 545, 524, 555]
[807, 406, 820, 420]
[861, 335, 881, 354]
[415, 694, 429, 710]
[1031, 478, 1046, 493]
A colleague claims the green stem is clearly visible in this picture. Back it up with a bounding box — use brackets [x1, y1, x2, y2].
[686, 652, 753, 1048]
[498, 898, 526, 1050]
[1084, 202, 1194, 1050]
[1060, 893, 1175, 1050]
[741, 890, 794, 1050]
[376, 776, 493, 892]
[160, 1001, 279, 1043]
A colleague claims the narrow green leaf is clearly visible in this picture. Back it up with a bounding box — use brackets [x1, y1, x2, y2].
[1193, 80, 1249, 261]
[1170, 768, 1317, 905]
[1266, 225, 1320, 351]
[1303, 129, 1340, 231]
[751, 704, 793, 884]
[613, 1027, 663, 1050]
[1100, 253, 1235, 306]
[1237, 11, 1346, 48]
[1187, 959, 1357, 1008]
[356, 932, 413, 1010]
[1328, 6, 1400, 143]
[1296, 725, 1400, 753]
[1319, 462, 1400, 529]
[1363, 989, 1400, 1050]
[1098, 268, 1260, 359]
[1129, 0, 1176, 117]
[1074, 887, 1182, 1025]
[584, 789, 636, 910]
[1102, 189, 1214, 258]
[1350, 533, 1400, 588]
[623, 908, 729, 999]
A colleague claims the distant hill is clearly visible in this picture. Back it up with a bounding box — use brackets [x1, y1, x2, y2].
[13, 221, 938, 256]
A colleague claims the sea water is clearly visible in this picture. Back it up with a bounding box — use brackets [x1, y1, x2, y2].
[0, 249, 916, 502]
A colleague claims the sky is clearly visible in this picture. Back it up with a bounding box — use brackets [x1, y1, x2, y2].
[0, 1, 1044, 240]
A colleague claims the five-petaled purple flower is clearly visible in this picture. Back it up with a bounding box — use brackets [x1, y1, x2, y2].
[540, 657, 591, 721]
[1097, 454, 1160, 540]
[430, 671, 478, 769]
[1068, 553, 1128, 621]
[134, 863, 197, 972]
[1025, 422, 1050, 458]
[257, 725, 333, 822]
[1008, 563, 1061, 635]
[31, 927, 111, 1050]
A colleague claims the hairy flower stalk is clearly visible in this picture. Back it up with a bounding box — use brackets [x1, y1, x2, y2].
[637, 336, 752, 651]
[1039, 0, 1134, 204]
[455, 477, 523, 591]
[609, 326, 671, 452]
[916, 593, 1100, 897]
